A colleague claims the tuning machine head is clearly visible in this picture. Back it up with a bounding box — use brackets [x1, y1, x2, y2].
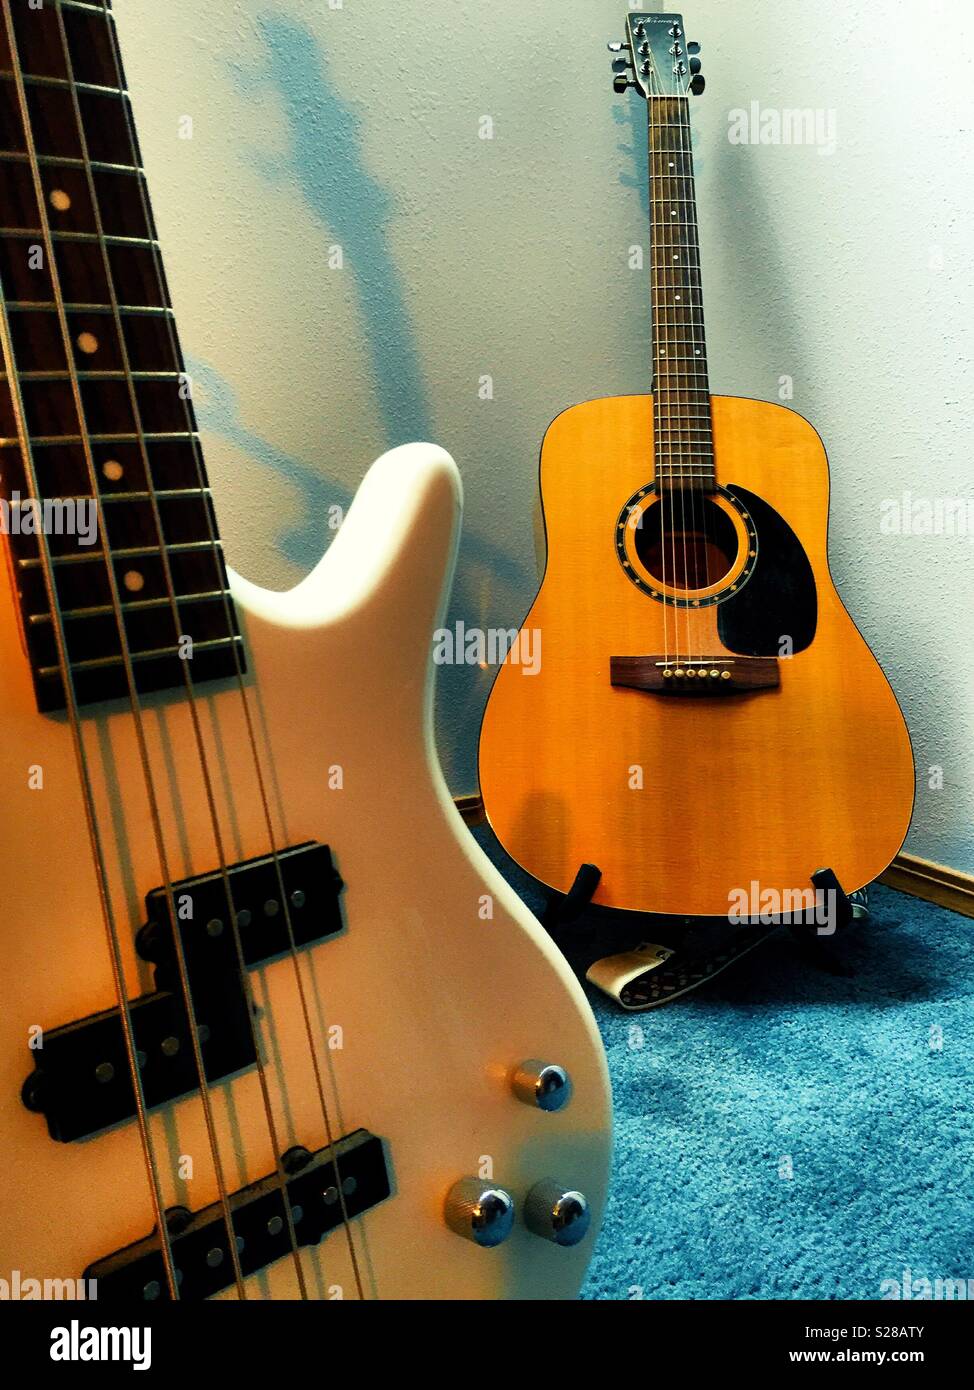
[687, 38, 704, 92]
[608, 38, 634, 93]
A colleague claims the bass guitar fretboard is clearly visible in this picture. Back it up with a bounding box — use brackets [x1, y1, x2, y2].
[0, 0, 242, 712]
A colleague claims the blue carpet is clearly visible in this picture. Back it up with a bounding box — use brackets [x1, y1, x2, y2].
[474, 829, 974, 1299]
[580, 884, 974, 1300]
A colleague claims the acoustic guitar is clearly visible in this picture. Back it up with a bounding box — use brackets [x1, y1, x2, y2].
[480, 9, 914, 919]
[0, 0, 610, 1299]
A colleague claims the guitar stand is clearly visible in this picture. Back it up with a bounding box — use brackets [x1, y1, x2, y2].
[785, 867, 856, 978]
[543, 861, 860, 1009]
[542, 862, 602, 936]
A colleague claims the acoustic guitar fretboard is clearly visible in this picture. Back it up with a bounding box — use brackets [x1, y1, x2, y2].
[648, 94, 715, 492]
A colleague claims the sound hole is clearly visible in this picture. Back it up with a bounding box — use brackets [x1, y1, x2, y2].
[634, 492, 738, 592]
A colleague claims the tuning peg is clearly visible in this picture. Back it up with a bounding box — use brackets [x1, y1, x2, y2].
[690, 72, 706, 96]
[687, 41, 701, 55]
[613, 73, 635, 94]
[689, 56, 702, 75]
[607, 41, 629, 53]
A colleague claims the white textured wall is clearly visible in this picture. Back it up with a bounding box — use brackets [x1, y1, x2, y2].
[115, 0, 974, 874]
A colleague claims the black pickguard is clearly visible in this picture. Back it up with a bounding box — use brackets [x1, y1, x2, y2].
[718, 485, 817, 655]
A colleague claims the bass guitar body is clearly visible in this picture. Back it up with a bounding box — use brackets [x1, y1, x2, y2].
[480, 394, 914, 918]
[0, 445, 611, 1300]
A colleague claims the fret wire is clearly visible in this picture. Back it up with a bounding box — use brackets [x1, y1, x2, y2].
[0, 151, 142, 174]
[5, 303, 174, 316]
[53, 0, 109, 12]
[1, 229, 160, 248]
[11, 487, 212, 504]
[18, 539, 225, 569]
[1, 430, 199, 447]
[5, 370, 187, 382]
[39, 633, 243, 678]
[29, 589, 235, 624]
[0, 72, 126, 98]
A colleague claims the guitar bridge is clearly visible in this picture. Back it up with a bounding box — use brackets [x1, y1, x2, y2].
[610, 655, 780, 695]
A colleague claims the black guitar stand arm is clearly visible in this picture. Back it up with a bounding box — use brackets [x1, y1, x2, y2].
[542, 860, 860, 1007]
[542, 863, 602, 934]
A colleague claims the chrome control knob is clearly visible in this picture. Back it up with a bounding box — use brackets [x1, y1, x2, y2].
[444, 1178, 515, 1248]
[512, 1060, 573, 1112]
[524, 1180, 591, 1247]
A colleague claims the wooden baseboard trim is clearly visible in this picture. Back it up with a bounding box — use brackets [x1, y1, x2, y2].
[879, 853, 974, 920]
[454, 794, 974, 920]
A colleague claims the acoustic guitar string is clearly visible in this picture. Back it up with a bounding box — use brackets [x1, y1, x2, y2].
[0, 0, 184, 1300]
[50, 0, 318, 1298]
[96, 0, 367, 1299]
[647, 71, 670, 670]
[668, 66, 694, 664]
[678, 79, 714, 649]
[674, 79, 703, 661]
[654, 89, 680, 666]
[670, 82, 698, 663]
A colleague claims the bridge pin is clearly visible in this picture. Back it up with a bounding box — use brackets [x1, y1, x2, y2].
[710, 669, 720, 678]
[721, 670, 731, 680]
[686, 669, 696, 679]
[663, 668, 673, 678]
[674, 669, 685, 678]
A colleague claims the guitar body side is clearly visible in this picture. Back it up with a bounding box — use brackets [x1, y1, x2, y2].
[480, 394, 914, 917]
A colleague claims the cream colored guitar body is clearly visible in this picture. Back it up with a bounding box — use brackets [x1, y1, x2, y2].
[0, 444, 611, 1300]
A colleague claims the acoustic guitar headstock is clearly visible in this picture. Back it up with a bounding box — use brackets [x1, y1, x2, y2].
[608, 12, 704, 99]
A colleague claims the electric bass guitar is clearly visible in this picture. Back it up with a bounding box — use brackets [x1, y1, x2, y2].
[0, 0, 610, 1300]
[480, 10, 914, 919]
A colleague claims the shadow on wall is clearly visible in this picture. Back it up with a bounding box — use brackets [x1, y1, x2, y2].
[615, 93, 706, 213]
[189, 13, 530, 788]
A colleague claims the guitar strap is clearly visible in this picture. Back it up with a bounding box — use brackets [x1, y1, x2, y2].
[586, 924, 780, 1010]
[582, 890, 870, 1011]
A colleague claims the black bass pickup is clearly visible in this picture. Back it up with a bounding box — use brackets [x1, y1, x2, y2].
[86, 1129, 391, 1300]
[22, 842, 344, 1143]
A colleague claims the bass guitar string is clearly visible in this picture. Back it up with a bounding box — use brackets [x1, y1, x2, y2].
[0, 0, 185, 1300]
[51, 0, 313, 1298]
[96, 0, 367, 1299]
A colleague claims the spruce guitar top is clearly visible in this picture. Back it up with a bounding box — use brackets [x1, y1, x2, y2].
[0, 0, 610, 1299]
[480, 10, 914, 919]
